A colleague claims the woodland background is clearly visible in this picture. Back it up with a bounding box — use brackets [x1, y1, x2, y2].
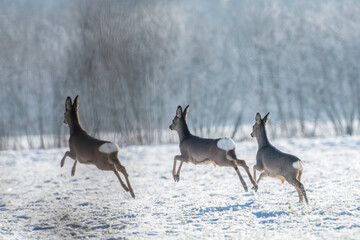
[0, 0, 359, 150]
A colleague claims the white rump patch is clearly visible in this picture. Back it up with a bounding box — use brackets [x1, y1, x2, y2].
[217, 138, 236, 151]
[292, 160, 303, 170]
[99, 142, 119, 153]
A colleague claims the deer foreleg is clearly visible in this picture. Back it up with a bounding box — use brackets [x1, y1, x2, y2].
[173, 155, 187, 182]
[253, 164, 264, 183]
[176, 161, 184, 176]
[60, 151, 75, 167]
[172, 156, 178, 180]
[253, 165, 257, 182]
[71, 160, 77, 176]
[256, 172, 268, 185]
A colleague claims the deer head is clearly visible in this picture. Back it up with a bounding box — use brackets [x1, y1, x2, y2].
[250, 112, 270, 138]
[169, 105, 189, 131]
[64, 95, 79, 126]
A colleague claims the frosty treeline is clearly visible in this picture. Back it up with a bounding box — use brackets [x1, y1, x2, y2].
[0, 0, 359, 150]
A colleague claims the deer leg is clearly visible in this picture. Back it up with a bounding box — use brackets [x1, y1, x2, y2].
[71, 160, 78, 176]
[253, 164, 257, 183]
[173, 155, 188, 182]
[297, 170, 303, 181]
[295, 188, 304, 203]
[225, 160, 248, 192]
[287, 177, 308, 204]
[173, 156, 178, 181]
[233, 164, 248, 192]
[112, 166, 130, 192]
[215, 156, 251, 192]
[60, 151, 75, 167]
[253, 164, 264, 183]
[109, 154, 135, 198]
[276, 175, 286, 184]
[117, 165, 135, 199]
[256, 172, 268, 185]
[236, 159, 258, 192]
[221, 157, 248, 192]
[295, 170, 304, 201]
[176, 161, 184, 176]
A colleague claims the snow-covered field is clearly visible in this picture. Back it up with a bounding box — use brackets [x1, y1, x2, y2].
[1, 136, 360, 239]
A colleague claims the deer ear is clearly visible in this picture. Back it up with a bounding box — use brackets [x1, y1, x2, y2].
[73, 95, 79, 111]
[65, 97, 72, 111]
[263, 112, 270, 124]
[255, 112, 262, 125]
[176, 106, 183, 118]
[183, 105, 189, 121]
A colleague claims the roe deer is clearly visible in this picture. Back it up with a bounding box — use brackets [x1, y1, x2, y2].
[169, 105, 258, 192]
[251, 112, 308, 204]
[60, 96, 135, 198]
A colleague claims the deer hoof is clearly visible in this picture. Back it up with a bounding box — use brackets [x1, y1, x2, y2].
[244, 186, 248, 192]
[130, 190, 135, 199]
[71, 171, 75, 177]
[122, 185, 129, 192]
[174, 175, 180, 182]
[60, 160, 65, 168]
[252, 184, 258, 192]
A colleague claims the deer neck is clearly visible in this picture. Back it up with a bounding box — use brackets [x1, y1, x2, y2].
[177, 120, 191, 143]
[256, 126, 270, 149]
[69, 112, 83, 136]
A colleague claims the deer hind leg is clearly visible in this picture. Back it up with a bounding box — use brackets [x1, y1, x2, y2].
[117, 165, 135, 199]
[112, 166, 130, 192]
[219, 158, 248, 192]
[286, 177, 308, 204]
[235, 159, 258, 192]
[112, 158, 135, 199]
[173, 155, 188, 182]
[297, 170, 303, 181]
[295, 188, 304, 203]
[296, 170, 304, 202]
[233, 163, 248, 192]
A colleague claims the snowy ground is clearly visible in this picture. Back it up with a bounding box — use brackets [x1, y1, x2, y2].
[1, 136, 360, 239]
